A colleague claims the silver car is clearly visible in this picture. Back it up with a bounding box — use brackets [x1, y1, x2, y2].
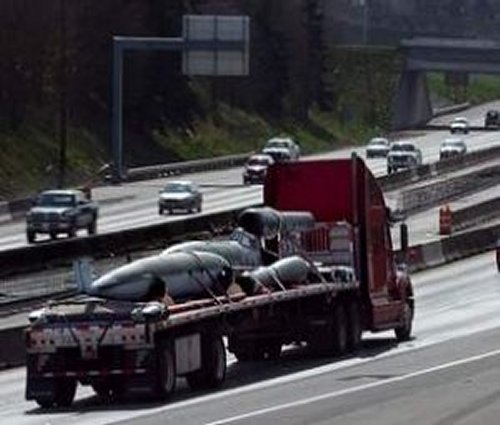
[450, 117, 469, 134]
[158, 181, 202, 215]
[366, 137, 391, 158]
[439, 138, 467, 160]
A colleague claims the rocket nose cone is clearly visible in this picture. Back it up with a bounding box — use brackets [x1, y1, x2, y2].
[91, 274, 118, 291]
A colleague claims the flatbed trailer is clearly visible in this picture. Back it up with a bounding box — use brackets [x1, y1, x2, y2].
[25, 156, 414, 408]
[26, 276, 361, 406]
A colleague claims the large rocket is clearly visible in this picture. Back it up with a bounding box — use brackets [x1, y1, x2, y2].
[80, 207, 317, 303]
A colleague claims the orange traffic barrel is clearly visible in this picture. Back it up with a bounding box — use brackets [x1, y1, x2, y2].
[439, 205, 452, 235]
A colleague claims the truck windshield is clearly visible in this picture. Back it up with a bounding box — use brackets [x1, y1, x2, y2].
[392, 144, 414, 152]
[266, 140, 289, 149]
[248, 157, 270, 166]
[163, 183, 190, 193]
[38, 194, 75, 207]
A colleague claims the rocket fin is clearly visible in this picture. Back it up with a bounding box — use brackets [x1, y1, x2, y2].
[73, 257, 97, 294]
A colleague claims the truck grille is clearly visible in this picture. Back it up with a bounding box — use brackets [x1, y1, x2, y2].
[32, 212, 60, 222]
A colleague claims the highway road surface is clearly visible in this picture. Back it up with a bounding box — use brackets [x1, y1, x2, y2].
[1, 251, 500, 424]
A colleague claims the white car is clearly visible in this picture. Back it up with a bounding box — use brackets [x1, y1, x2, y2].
[450, 117, 469, 134]
[366, 137, 391, 158]
[262, 137, 300, 162]
[439, 138, 467, 160]
[242, 154, 275, 185]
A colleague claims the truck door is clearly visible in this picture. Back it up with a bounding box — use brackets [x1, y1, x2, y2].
[366, 205, 402, 327]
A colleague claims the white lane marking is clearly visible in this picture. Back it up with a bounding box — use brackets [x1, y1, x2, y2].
[206, 348, 500, 425]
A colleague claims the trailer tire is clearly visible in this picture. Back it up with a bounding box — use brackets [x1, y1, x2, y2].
[346, 300, 362, 351]
[156, 344, 176, 399]
[395, 299, 414, 342]
[186, 335, 226, 390]
[35, 378, 77, 408]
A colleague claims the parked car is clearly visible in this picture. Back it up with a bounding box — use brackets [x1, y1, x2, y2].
[25, 189, 99, 243]
[450, 117, 469, 134]
[242, 154, 275, 185]
[386, 141, 423, 174]
[366, 137, 391, 158]
[158, 181, 202, 215]
[484, 109, 500, 129]
[262, 137, 300, 162]
[439, 137, 467, 160]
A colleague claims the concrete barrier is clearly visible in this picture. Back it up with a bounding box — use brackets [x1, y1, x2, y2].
[404, 221, 500, 273]
[397, 163, 500, 215]
[451, 197, 500, 232]
[0, 207, 255, 278]
[432, 102, 470, 118]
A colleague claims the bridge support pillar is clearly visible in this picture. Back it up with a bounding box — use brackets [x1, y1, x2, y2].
[391, 70, 432, 130]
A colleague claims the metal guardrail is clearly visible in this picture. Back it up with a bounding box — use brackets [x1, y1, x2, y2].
[125, 152, 253, 182]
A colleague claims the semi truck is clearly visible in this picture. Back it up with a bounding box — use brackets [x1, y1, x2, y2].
[25, 156, 414, 408]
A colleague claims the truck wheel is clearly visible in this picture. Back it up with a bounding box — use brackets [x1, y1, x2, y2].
[54, 378, 77, 406]
[26, 231, 36, 244]
[395, 299, 414, 342]
[87, 218, 97, 235]
[159, 206, 164, 215]
[186, 335, 226, 390]
[346, 300, 362, 351]
[156, 344, 176, 399]
[35, 378, 76, 408]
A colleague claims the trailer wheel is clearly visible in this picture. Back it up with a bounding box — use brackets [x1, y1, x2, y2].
[186, 335, 226, 390]
[346, 300, 362, 351]
[156, 344, 176, 399]
[395, 299, 414, 342]
[332, 304, 348, 355]
[35, 378, 77, 408]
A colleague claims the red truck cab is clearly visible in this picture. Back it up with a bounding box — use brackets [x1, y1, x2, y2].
[264, 155, 414, 338]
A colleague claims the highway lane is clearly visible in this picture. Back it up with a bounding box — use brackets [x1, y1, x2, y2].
[1, 102, 499, 252]
[1, 251, 500, 424]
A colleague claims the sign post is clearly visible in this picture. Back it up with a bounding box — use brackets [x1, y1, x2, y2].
[111, 15, 250, 182]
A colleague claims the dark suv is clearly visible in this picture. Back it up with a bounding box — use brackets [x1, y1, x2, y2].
[485, 110, 500, 128]
[26, 189, 99, 243]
